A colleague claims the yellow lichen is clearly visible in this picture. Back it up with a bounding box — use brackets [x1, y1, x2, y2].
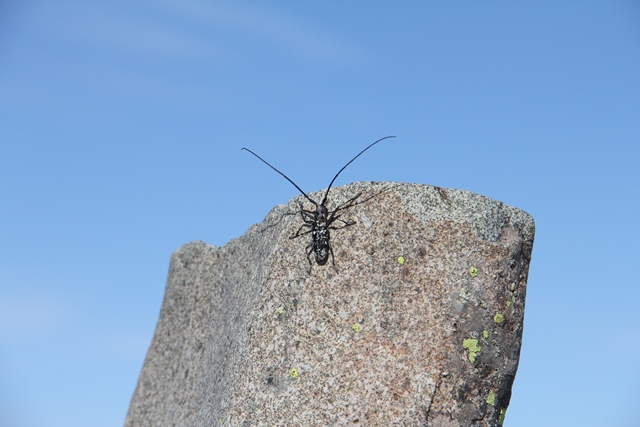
[486, 390, 496, 406]
[499, 407, 507, 425]
[462, 338, 480, 363]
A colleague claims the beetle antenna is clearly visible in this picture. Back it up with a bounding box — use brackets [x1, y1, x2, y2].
[241, 148, 317, 206]
[320, 136, 395, 206]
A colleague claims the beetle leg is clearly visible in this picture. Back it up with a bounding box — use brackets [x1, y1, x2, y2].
[305, 241, 314, 273]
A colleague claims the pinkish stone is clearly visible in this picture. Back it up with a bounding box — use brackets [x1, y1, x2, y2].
[125, 182, 534, 427]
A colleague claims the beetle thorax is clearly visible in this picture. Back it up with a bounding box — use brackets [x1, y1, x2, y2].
[316, 204, 329, 223]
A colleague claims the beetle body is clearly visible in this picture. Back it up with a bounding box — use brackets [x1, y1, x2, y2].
[242, 136, 394, 273]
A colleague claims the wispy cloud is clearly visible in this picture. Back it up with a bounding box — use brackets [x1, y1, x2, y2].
[1, 1, 365, 114]
[0, 295, 68, 341]
[104, 329, 154, 361]
[161, 0, 365, 64]
[39, 1, 363, 66]
[39, 2, 223, 63]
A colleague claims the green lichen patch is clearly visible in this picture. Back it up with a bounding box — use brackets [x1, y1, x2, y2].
[463, 338, 480, 363]
[397, 256, 405, 265]
[469, 266, 478, 277]
[493, 312, 505, 324]
[499, 407, 507, 425]
[289, 367, 299, 378]
[352, 323, 360, 333]
[483, 329, 489, 339]
[486, 390, 496, 406]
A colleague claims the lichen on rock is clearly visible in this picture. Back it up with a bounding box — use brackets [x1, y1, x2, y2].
[125, 182, 535, 427]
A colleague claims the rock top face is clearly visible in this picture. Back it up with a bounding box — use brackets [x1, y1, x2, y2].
[125, 182, 535, 427]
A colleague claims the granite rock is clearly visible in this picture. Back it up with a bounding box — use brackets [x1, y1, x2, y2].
[125, 182, 535, 427]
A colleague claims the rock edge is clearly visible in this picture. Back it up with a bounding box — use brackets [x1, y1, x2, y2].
[125, 182, 534, 427]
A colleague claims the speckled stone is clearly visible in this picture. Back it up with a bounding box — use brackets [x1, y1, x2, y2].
[125, 182, 534, 427]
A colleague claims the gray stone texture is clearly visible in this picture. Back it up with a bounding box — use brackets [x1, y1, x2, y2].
[125, 182, 534, 427]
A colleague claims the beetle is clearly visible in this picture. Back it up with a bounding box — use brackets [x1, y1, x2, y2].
[242, 136, 395, 272]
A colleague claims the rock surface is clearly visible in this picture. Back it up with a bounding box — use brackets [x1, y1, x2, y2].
[125, 182, 535, 427]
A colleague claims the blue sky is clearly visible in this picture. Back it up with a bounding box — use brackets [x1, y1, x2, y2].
[1, 1, 639, 426]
